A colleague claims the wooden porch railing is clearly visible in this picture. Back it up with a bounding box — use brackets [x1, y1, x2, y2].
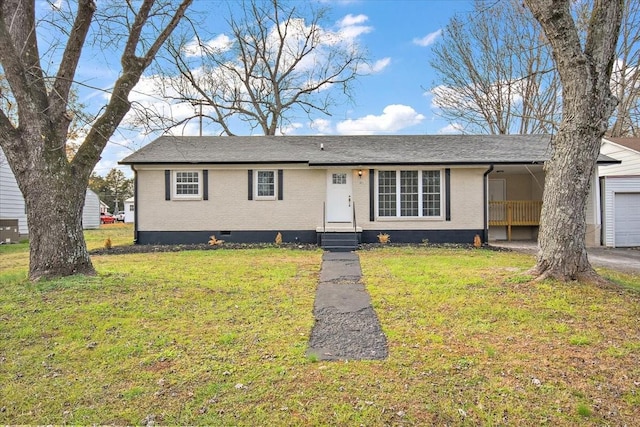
[489, 200, 543, 241]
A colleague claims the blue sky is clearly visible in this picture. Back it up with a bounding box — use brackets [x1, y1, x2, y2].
[67, 0, 477, 176]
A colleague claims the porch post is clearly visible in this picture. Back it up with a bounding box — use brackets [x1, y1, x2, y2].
[483, 165, 494, 243]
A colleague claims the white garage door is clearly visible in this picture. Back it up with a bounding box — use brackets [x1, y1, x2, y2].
[615, 193, 640, 247]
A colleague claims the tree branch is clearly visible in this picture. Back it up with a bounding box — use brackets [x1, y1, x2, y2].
[51, 0, 96, 141]
[72, 0, 193, 176]
[0, 0, 48, 132]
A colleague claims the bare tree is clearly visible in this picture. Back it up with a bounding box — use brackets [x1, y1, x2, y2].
[609, 0, 640, 136]
[0, 0, 192, 280]
[430, 0, 561, 134]
[141, 0, 367, 136]
[524, 0, 623, 282]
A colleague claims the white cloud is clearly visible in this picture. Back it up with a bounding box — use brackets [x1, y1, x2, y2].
[278, 122, 303, 135]
[332, 14, 373, 42]
[336, 104, 425, 135]
[183, 34, 233, 57]
[438, 123, 463, 134]
[118, 11, 376, 137]
[310, 118, 332, 133]
[413, 29, 442, 47]
[359, 57, 391, 74]
[338, 14, 368, 27]
[430, 80, 524, 112]
[93, 158, 119, 175]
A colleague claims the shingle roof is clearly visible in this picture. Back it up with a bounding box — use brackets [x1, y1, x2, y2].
[120, 134, 618, 166]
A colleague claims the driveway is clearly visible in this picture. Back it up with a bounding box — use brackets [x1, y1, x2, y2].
[491, 241, 640, 275]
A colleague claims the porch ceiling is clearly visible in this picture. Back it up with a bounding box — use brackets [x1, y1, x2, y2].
[490, 164, 544, 175]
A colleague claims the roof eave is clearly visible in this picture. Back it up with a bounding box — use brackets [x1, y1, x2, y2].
[308, 161, 547, 166]
[119, 160, 310, 166]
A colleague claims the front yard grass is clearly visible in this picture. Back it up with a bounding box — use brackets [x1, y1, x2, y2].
[1, 230, 639, 425]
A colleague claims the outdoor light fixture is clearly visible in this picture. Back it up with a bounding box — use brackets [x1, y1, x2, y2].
[358, 169, 363, 177]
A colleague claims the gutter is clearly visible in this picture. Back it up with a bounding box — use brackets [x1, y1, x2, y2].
[132, 165, 138, 244]
[483, 164, 494, 244]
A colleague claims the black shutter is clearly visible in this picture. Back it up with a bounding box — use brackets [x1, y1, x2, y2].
[203, 170, 208, 200]
[248, 170, 253, 200]
[445, 168, 451, 221]
[278, 169, 284, 200]
[165, 170, 171, 200]
[369, 169, 375, 221]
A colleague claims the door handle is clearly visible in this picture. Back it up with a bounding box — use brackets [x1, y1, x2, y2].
[348, 195, 351, 207]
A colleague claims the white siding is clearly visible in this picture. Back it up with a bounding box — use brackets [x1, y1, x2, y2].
[599, 139, 640, 247]
[83, 189, 101, 229]
[601, 177, 640, 247]
[599, 139, 640, 176]
[124, 197, 135, 223]
[0, 149, 28, 235]
[1, 148, 104, 234]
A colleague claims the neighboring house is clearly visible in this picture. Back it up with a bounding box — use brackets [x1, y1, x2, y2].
[124, 197, 135, 223]
[83, 189, 101, 229]
[120, 135, 617, 249]
[599, 137, 640, 247]
[99, 200, 109, 214]
[1, 148, 102, 235]
[0, 148, 27, 237]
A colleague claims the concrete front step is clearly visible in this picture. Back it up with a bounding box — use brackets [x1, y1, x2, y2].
[320, 232, 359, 251]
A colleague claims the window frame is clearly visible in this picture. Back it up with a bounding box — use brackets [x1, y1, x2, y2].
[254, 170, 277, 200]
[172, 170, 202, 200]
[376, 169, 444, 219]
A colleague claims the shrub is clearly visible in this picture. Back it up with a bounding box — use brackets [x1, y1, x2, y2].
[377, 233, 390, 244]
[208, 235, 225, 246]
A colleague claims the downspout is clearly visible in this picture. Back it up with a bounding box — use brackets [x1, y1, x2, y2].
[132, 165, 138, 244]
[483, 164, 494, 244]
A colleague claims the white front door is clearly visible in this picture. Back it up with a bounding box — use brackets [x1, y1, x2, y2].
[326, 170, 353, 222]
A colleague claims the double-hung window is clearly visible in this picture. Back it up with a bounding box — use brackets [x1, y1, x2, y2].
[378, 170, 442, 218]
[173, 171, 201, 199]
[256, 170, 276, 199]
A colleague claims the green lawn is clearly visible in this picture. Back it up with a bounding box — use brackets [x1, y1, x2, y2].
[1, 226, 639, 425]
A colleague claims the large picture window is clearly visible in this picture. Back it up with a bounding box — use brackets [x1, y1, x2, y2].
[378, 171, 397, 216]
[173, 171, 201, 199]
[378, 170, 442, 218]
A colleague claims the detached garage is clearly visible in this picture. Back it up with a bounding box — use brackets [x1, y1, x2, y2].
[613, 192, 640, 247]
[601, 177, 640, 247]
[599, 138, 640, 248]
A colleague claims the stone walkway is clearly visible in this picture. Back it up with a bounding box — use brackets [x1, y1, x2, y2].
[306, 252, 388, 361]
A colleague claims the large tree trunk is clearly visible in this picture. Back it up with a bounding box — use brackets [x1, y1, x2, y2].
[525, 0, 623, 282]
[532, 128, 601, 281]
[0, 0, 192, 280]
[2, 127, 96, 280]
[25, 175, 94, 279]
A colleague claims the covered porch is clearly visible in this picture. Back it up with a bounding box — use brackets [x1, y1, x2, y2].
[489, 200, 542, 241]
[488, 165, 544, 242]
